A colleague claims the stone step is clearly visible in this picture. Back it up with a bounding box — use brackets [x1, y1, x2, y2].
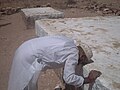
[21, 7, 64, 29]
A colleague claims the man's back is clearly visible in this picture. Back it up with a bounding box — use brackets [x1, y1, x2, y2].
[27, 35, 75, 49]
[17, 35, 78, 67]
[31, 36, 77, 67]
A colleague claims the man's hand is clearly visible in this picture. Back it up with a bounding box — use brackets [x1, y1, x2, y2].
[83, 70, 102, 84]
[88, 70, 102, 82]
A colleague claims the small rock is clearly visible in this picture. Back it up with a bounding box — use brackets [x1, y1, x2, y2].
[41, 5, 46, 7]
[116, 11, 120, 16]
[0, 37, 7, 40]
[0, 12, 1, 16]
[67, 0, 76, 4]
[102, 4, 107, 8]
[112, 9, 118, 14]
[35, 5, 41, 7]
[0, 8, 6, 12]
[67, 4, 73, 8]
[99, 4, 107, 11]
[6, 7, 12, 11]
[103, 8, 110, 11]
[68, 4, 77, 8]
[1, 10, 7, 15]
[16, 7, 21, 12]
[6, 10, 12, 15]
[46, 3, 51, 7]
[12, 8, 16, 13]
[116, 52, 119, 54]
[102, 8, 112, 14]
[97, 10, 103, 15]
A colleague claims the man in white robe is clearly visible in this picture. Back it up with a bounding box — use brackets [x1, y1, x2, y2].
[8, 35, 101, 90]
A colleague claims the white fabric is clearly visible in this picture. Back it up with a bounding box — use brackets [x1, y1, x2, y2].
[8, 35, 84, 90]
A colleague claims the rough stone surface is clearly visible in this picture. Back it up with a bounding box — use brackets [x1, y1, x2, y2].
[35, 16, 120, 90]
[21, 7, 64, 28]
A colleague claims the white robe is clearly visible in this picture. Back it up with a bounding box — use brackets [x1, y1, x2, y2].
[8, 35, 84, 90]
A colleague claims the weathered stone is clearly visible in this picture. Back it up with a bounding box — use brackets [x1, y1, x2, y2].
[46, 3, 51, 7]
[35, 16, 120, 90]
[1, 10, 7, 15]
[21, 7, 64, 29]
[96, 10, 103, 15]
[0, 12, 2, 16]
[35, 5, 41, 8]
[16, 7, 21, 12]
[67, 4, 77, 8]
[0, 8, 6, 12]
[116, 10, 120, 16]
[6, 9, 13, 15]
[102, 8, 113, 14]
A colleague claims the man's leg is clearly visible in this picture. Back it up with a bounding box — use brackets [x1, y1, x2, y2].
[24, 58, 43, 90]
[28, 74, 39, 90]
[24, 69, 40, 90]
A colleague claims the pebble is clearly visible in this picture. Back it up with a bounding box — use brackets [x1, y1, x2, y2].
[46, 3, 51, 7]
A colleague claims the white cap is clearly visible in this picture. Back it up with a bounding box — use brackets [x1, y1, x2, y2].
[79, 43, 93, 61]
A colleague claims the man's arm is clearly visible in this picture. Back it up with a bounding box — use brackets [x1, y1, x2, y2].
[83, 70, 102, 84]
[63, 47, 102, 87]
[63, 48, 84, 87]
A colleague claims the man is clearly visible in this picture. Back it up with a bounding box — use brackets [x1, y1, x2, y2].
[8, 35, 101, 90]
[55, 43, 101, 90]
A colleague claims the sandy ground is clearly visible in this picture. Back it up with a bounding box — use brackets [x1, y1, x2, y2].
[0, 0, 120, 90]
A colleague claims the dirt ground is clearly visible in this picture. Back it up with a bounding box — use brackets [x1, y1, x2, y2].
[0, 0, 120, 90]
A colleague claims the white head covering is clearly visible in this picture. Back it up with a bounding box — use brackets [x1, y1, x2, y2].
[79, 43, 93, 61]
[74, 40, 93, 60]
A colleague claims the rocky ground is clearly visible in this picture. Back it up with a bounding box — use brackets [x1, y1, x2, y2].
[0, 0, 120, 90]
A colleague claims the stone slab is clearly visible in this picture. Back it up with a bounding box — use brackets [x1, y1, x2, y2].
[21, 7, 64, 28]
[35, 16, 120, 90]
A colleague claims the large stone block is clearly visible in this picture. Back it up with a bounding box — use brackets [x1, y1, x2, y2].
[21, 7, 64, 28]
[35, 16, 120, 90]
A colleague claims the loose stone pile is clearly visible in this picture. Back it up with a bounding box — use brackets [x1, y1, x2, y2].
[0, 7, 21, 15]
[84, 2, 120, 16]
[0, 3, 51, 16]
